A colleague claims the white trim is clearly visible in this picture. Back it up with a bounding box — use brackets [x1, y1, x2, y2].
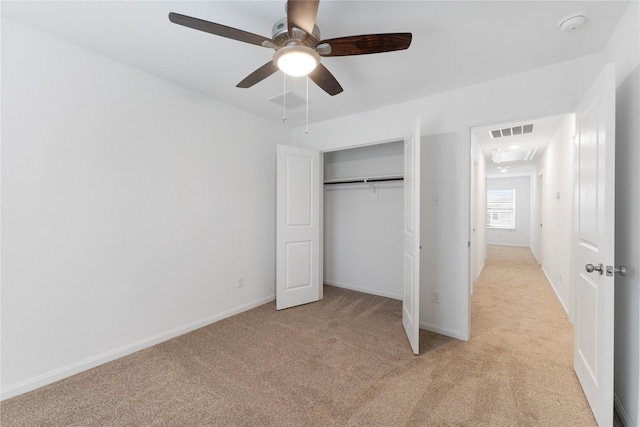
[485, 172, 534, 179]
[419, 320, 462, 340]
[475, 261, 485, 283]
[465, 105, 575, 346]
[0, 294, 275, 401]
[324, 280, 402, 301]
[319, 136, 404, 154]
[541, 267, 570, 319]
[637, 51, 640, 427]
[485, 242, 531, 248]
[615, 392, 634, 427]
[531, 246, 541, 263]
[461, 125, 472, 342]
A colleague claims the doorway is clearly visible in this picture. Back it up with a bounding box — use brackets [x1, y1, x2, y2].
[469, 113, 574, 325]
[323, 141, 405, 300]
[276, 118, 422, 354]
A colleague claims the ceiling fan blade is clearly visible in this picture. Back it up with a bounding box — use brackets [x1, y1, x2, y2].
[308, 64, 343, 96]
[169, 12, 275, 47]
[319, 33, 412, 57]
[287, 0, 319, 36]
[236, 62, 279, 88]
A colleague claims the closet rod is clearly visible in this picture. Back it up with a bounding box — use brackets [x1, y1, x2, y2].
[323, 175, 404, 185]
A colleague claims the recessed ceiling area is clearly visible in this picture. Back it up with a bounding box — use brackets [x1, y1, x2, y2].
[474, 114, 571, 177]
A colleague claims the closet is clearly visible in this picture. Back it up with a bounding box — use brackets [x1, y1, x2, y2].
[323, 140, 405, 300]
[276, 119, 420, 353]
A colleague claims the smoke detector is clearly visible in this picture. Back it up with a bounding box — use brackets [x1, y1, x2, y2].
[558, 13, 587, 32]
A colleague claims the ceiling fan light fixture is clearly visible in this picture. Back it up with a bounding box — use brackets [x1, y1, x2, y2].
[274, 45, 320, 77]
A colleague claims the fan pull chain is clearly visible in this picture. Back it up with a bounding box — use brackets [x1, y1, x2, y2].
[305, 76, 309, 134]
[282, 72, 287, 122]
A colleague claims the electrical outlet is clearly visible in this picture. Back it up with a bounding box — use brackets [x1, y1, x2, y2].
[431, 291, 440, 304]
[237, 276, 244, 288]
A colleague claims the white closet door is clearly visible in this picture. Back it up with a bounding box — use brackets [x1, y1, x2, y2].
[276, 145, 321, 310]
[403, 118, 421, 355]
[573, 63, 616, 427]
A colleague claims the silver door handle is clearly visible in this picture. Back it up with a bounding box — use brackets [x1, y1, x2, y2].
[606, 265, 628, 276]
[585, 263, 603, 275]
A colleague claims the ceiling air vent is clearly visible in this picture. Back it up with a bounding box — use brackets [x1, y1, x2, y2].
[489, 123, 534, 139]
[268, 91, 308, 109]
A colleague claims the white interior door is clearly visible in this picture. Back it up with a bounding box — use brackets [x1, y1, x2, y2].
[537, 171, 544, 264]
[276, 145, 321, 310]
[470, 159, 478, 292]
[403, 118, 421, 355]
[573, 63, 616, 427]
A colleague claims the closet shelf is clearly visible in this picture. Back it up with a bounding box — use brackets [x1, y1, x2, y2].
[323, 174, 404, 185]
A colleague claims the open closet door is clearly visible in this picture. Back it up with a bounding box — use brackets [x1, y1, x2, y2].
[573, 64, 616, 427]
[403, 118, 421, 355]
[276, 145, 322, 310]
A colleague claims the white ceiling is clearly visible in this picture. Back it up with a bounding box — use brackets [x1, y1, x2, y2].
[1, 1, 630, 128]
[473, 114, 570, 177]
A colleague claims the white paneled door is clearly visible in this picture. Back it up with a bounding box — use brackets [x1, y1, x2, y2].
[573, 63, 616, 427]
[276, 145, 321, 310]
[403, 118, 421, 355]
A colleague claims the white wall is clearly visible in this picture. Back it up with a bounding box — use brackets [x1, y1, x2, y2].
[1, 19, 289, 398]
[3, 0, 637, 408]
[419, 133, 467, 337]
[614, 64, 640, 427]
[534, 114, 575, 318]
[486, 176, 531, 247]
[291, 49, 607, 341]
[323, 142, 404, 299]
[324, 141, 404, 180]
[291, 53, 605, 151]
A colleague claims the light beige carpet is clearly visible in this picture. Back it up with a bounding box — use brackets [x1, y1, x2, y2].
[1, 245, 598, 426]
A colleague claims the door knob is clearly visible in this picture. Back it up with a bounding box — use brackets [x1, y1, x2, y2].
[585, 263, 603, 275]
[606, 265, 628, 276]
[615, 266, 629, 276]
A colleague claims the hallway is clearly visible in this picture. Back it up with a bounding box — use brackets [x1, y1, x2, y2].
[470, 244, 596, 425]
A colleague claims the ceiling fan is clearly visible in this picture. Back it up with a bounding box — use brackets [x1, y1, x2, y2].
[169, 0, 412, 96]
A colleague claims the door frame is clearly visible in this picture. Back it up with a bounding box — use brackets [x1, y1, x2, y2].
[536, 169, 544, 264]
[320, 137, 404, 303]
[319, 132, 419, 350]
[463, 104, 576, 341]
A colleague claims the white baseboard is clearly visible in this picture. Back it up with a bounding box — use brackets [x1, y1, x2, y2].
[541, 267, 571, 319]
[419, 321, 462, 340]
[486, 242, 530, 248]
[324, 280, 402, 301]
[614, 392, 635, 427]
[476, 261, 485, 282]
[0, 294, 275, 401]
[531, 247, 541, 264]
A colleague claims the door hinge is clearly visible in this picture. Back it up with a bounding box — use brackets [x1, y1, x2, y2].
[468, 241, 470, 248]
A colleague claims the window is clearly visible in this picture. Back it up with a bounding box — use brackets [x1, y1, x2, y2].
[487, 189, 516, 229]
